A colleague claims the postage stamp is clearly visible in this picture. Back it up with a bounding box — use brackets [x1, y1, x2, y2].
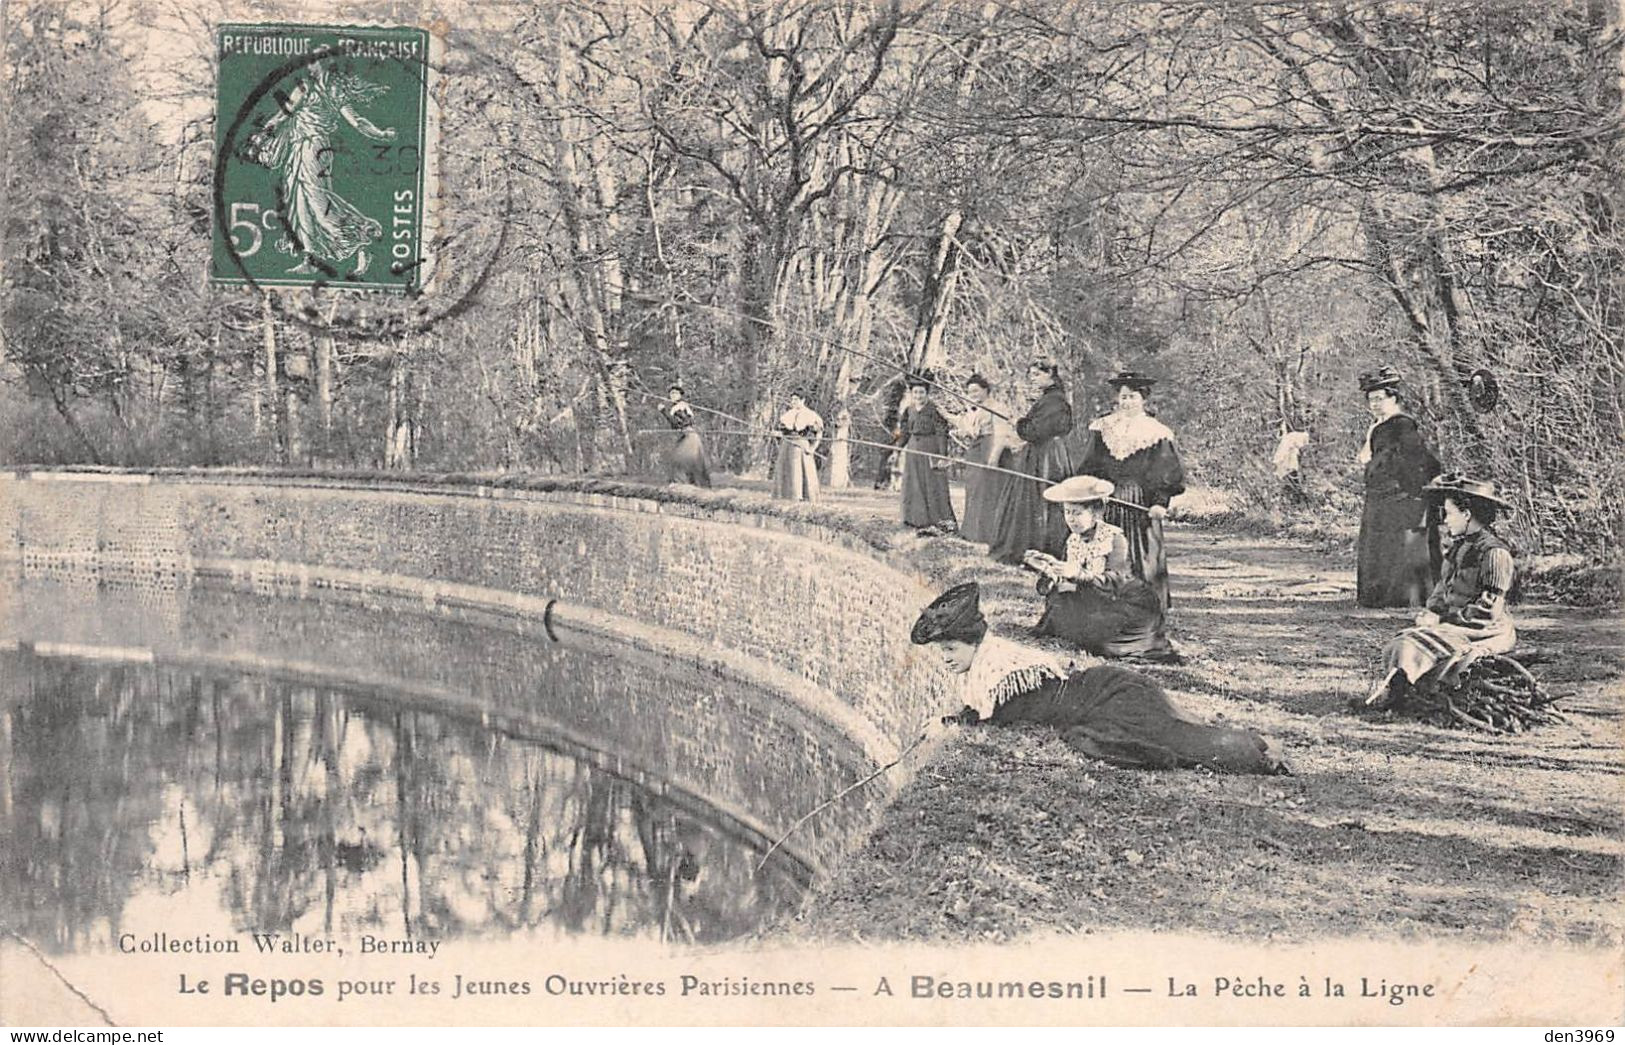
[212, 24, 436, 294]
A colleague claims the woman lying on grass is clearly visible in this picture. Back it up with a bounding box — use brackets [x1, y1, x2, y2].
[914, 582, 1288, 774]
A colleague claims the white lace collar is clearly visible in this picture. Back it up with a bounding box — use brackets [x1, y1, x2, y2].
[779, 405, 823, 430]
[963, 635, 1065, 718]
[1089, 412, 1174, 459]
[1066, 523, 1121, 577]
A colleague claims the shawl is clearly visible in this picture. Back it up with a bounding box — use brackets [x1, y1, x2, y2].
[1089, 412, 1175, 460]
[963, 636, 1066, 719]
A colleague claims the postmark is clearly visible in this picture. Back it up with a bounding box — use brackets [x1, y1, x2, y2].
[213, 24, 436, 295]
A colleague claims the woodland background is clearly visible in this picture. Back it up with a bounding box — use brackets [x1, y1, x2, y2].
[2, 0, 1621, 559]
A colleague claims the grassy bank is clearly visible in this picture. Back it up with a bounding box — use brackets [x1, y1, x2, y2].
[761, 488, 1623, 946]
[1172, 485, 1622, 607]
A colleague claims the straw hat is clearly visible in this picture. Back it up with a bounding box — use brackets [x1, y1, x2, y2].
[1042, 475, 1115, 504]
[1423, 472, 1513, 513]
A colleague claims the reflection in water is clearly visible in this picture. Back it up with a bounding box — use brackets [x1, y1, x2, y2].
[0, 575, 883, 955]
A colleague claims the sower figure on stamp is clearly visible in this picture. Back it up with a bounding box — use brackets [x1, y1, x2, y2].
[897, 375, 958, 535]
[1076, 372, 1185, 609]
[1358, 475, 1518, 711]
[913, 583, 1287, 774]
[1356, 365, 1442, 608]
[773, 390, 824, 502]
[659, 383, 711, 487]
[240, 58, 395, 276]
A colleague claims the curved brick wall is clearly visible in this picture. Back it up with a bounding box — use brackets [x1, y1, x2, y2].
[0, 470, 949, 791]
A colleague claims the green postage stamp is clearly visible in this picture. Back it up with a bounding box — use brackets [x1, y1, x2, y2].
[212, 24, 436, 293]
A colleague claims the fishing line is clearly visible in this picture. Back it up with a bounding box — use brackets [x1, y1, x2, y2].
[655, 426, 1150, 512]
[604, 282, 1019, 422]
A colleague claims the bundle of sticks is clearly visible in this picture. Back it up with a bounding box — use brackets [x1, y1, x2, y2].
[1400, 649, 1562, 733]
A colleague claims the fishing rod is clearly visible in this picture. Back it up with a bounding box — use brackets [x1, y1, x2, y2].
[634, 426, 830, 462]
[667, 425, 1149, 513]
[609, 286, 1018, 424]
[622, 381, 760, 432]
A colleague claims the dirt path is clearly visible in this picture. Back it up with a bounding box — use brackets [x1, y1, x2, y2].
[771, 490, 1623, 944]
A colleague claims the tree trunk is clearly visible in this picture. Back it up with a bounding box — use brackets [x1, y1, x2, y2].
[261, 295, 280, 462]
[828, 408, 852, 487]
[738, 228, 786, 476]
[315, 302, 335, 464]
[553, 26, 633, 473]
[908, 209, 965, 372]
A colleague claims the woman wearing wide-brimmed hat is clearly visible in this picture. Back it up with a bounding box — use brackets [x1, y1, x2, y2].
[1022, 476, 1176, 661]
[1359, 474, 1518, 709]
[988, 360, 1078, 565]
[1356, 365, 1442, 607]
[1076, 371, 1185, 608]
[911, 582, 1286, 774]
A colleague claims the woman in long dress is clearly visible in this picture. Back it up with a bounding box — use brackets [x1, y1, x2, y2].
[1023, 477, 1176, 661]
[989, 361, 1076, 565]
[773, 392, 823, 502]
[1077, 371, 1185, 608]
[241, 59, 396, 275]
[911, 583, 1285, 774]
[954, 374, 1012, 545]
[1356, 365, 1442, 608]
[897, 379, 958, 533]
[659, 384, 711, 487]
[1358, 475, 1518, 710]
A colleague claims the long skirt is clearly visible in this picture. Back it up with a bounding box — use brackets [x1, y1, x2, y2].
[990, 666, 1286, 774]
[960, 437, 1008, 545]
[1102, 479, 1172, 608]
[1034, 576, 1175, 661]
[989, 438, 1072, 565]
[773, 437, 819, 502]
[666, 431, 711, 487]
[901, 453, 957, 529]
[1357, 495, 1438, 607]
[1385, 618, 1515, 683]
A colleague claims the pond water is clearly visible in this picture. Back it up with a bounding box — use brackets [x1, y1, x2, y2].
[0, 571, 882, 953]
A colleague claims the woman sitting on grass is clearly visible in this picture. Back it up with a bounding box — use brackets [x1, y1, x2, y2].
[914, 582, 1287, 774]
[1357, 474, 1517, 711]
[1023, 476, 1177, 662]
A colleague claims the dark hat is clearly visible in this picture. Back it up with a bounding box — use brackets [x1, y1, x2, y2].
[1359, 365, 1403, 394]
[964, 372, 992, 391]
[1107, 370, 1155, 392]
[905, 370, 935, 390]
[910, 582, 988, 646]
[667, 382, 685, 394]
[1424, 472, 1514, 513]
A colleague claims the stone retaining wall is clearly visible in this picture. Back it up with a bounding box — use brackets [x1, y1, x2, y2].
[0, 470, 949, 773]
